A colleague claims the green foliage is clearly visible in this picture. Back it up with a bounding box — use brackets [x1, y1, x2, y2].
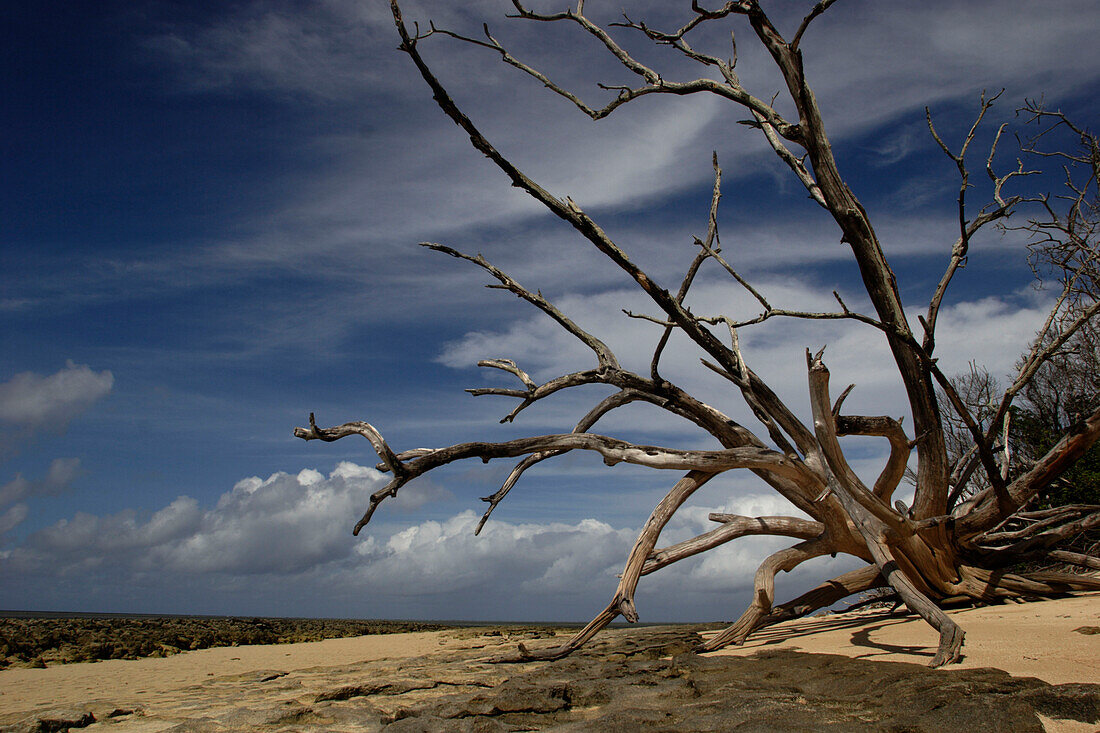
[1011, 316, 1100, 509]
[1011, 406, 1100, 509]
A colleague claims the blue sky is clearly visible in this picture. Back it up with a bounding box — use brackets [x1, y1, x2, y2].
[1, 0, 1098, 621]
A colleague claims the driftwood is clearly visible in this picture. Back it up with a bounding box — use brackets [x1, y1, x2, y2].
[296, 1, 1100, 667]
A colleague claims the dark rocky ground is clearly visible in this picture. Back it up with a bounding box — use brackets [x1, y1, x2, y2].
[1, 625, 1096, 732]
[0, 616, 446, 668]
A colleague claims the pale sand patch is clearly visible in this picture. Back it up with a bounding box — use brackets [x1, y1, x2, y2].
[703, 593, 1099, 685]
[704, 593, 1100, 733]
[0, 629, 457, 713]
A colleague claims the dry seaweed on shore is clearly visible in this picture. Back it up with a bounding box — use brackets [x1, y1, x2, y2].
[0, 615, 447, 668]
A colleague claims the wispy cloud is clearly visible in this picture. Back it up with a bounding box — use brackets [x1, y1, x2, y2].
[12, 2, 1092, 361]
[145, 1, 399, 99]
[0, 363, 113, 460]
[0, 457, 82, 509]
[436, 278, 1050, 426]
[0, 362, 113, 432]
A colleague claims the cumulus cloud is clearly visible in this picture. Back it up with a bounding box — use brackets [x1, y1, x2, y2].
[0, 457, 845, 620]
[354, 511, 633, 597]
[347, 493, 864, 620]
[0, 362, 113, 440]
[6, 460, 628, 591]
[0, 364, 112, 525]
[0, 457, 628, 617]
[5, 462, 457, 577]
[12, 462, 385, 576]
[0, 362, 111, 537]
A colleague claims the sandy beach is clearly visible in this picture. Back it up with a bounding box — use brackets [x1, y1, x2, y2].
[0, 595, 1097, 731]
[707, 592, 1100, 685]
[0, 629, 460, 713]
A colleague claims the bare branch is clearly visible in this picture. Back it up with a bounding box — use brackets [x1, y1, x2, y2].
[423, 243, 619, 371]
[651, 152, 723, 381]
[498, 470, 719, 661]
[475, 389, 643, 534]
[642, 514, 824, 576]
[747, 110, 827, 206]
[749, 564, 886, 634]
[834, 411, 911, 501]
[404, 430, 806, 475]
[923, 93, 1030, 354]
[976, 504, 1097, 545]
[698, 538, 831, 651]
[959, 403, 1100, 535]
[432, 1, 803, 137]
[476, 358, 537, 390]
[806, 352, 907, 532]
[298, 411, 812, 535]
[987, 511, 1100, 556]
[293, 414, 408, 534]
[468, 368, 604, 424]
[923, 359, 1011, 506]
[790, 0, 842, 51]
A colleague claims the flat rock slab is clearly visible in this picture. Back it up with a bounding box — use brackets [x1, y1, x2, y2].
[1, 626, 1096, 732]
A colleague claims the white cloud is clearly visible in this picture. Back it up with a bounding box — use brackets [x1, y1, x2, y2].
[11, 462, 389, 576]
[0, 458, 858, 621]
[436, 278, 1051, 432]
[0, 457, 83, 509]
[0, 504, 29, 536]
[925, 294, 1051, 379]
[18, 1, 1093, 362]
[0, 362, 113, 436]
[150, 0, 1100, 224]
[0, 362, 111, 538]
[352, 510, 634, 597]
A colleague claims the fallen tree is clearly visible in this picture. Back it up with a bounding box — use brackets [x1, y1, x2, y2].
[296, 1, 1099, 667]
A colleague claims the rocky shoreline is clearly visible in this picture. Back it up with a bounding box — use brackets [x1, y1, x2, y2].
[1, 624, 1097, 732]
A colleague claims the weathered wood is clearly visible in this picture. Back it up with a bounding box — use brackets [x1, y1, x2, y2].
[294, 1, 1100, 669]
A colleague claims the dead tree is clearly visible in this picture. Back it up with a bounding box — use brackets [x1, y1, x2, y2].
[296, 2, 1100, 667]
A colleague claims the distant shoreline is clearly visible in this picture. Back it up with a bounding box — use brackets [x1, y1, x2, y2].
[0, 608, 689, 627]
[0, 615, 451, 668]
[0, 612, 705, 669]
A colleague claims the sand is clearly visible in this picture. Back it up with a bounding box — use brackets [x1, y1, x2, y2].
[706, 593, 1100, 733]
[704, 592, 1100, 685]
[0, 595, 1097, 731]
[0, 629, 458, 713]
